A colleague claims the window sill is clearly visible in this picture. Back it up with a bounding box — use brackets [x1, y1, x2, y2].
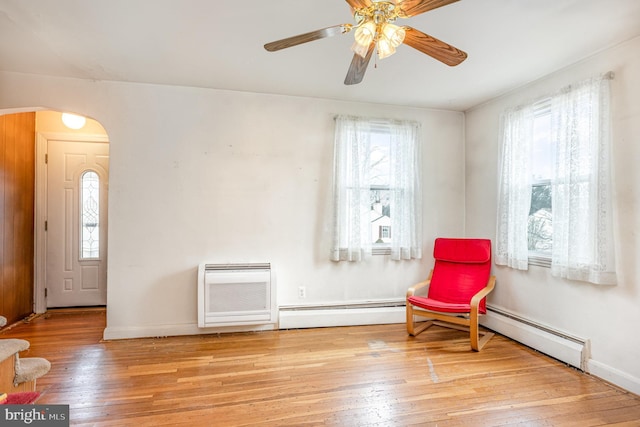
[528, 253, 551, 268]
[372, 246, 391, 256]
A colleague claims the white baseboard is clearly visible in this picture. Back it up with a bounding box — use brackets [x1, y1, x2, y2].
[279, 306, 406, 329]
[103, 307, 405, 340]
[587, 359, 640, 396]
[481, 308, 587, 370]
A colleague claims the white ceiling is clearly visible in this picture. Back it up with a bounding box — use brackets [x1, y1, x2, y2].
[1, 0, 639, 111]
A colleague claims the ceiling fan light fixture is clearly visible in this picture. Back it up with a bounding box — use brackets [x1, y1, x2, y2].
[381, 23, 405, 47]
[376, 36, 396, 59]
[351, 40, 371, 58]
[353, 20, 376, 46]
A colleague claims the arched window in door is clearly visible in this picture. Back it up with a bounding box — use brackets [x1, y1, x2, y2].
[80, 170, 100, 259]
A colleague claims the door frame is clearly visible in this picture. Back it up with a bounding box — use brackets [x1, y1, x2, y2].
[34, 132, 110, 313]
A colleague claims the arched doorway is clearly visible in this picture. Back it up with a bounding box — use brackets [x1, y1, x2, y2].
[34, 111, 110, 312]
[0, 109, 110, 316]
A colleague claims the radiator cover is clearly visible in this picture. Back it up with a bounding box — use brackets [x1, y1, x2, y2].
[197, 263, 277, 328]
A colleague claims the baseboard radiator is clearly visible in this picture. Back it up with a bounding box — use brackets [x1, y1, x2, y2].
[279, 299, 406, 329]
[197, 263, 277, 328]
[483, 305, 590, 371]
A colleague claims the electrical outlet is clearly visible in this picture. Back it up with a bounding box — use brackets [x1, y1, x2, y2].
[298, 286, 306, 299]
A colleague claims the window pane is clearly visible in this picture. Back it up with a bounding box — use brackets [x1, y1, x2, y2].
[369, 131, 391, 245]
[528, 183, 552, 253]
[371, 189, 390, 244]
[81, 171, 100, 259]
[531, 111, 554, 181]
[369, 132, 390, 186]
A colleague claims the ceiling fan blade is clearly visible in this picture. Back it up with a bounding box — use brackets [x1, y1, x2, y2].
[397, 0, 460, 17]
[344, 43, 375, 85]
[264, 24, 352, 52]
[344, 0, 372, 10]
[402, 26, 467, 66]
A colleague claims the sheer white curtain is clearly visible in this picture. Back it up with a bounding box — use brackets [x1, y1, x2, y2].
[331, 116, 372, 261]
[331, 115, 422, 262]
[496, 74, 616, 285]
[550, 76, 616, 284]
[496, 104, 535, 270]
[388, 121, 422, 260]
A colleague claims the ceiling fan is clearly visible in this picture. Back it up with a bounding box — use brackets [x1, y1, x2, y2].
[264, 0, 467, 85]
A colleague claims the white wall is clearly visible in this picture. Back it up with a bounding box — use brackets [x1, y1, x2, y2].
[465, 36, 640, 392]
[0, 72, 465, 338]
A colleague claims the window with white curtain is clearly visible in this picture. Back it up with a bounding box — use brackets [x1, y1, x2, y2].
[496, 74, 616, 285]
[331, 115, 422, 262]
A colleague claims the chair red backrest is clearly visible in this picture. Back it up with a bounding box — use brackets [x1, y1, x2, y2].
[427, 238, 492, 313]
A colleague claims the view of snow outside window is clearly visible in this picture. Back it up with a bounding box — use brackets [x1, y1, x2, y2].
[529, 104, 553, 255]
[370, 131, 391, 245]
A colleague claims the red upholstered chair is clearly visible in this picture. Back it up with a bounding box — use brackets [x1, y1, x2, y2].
[406, 238, 496, 351]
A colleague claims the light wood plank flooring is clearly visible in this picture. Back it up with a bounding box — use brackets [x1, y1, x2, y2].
[1, 308, 639, 426]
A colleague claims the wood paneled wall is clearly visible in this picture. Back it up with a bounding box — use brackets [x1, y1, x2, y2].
[0, 112, 35, 324]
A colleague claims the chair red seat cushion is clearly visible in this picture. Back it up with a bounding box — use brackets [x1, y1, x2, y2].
[407, 296, 472, 313]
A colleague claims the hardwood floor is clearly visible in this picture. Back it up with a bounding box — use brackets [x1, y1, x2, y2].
[1, 308, 639, 426]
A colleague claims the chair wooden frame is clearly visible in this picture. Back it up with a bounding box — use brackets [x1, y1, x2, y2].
[406, 270, 496, 351]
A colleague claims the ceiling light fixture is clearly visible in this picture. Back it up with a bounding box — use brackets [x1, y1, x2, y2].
[61, 113, 86, 130]
[351, 1, 406, 60]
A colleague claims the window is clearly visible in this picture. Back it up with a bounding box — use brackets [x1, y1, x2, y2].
[80, 170, 100, 259]
[378, 225, 391, 241]
[496, 74, 616, 285]
[331, 116, 422, 262]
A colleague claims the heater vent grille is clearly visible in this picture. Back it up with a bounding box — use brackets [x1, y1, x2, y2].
[197, 263, 277, 328]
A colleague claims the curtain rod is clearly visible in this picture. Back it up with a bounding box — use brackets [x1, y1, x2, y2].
[511, 71, 615, 111]
[333, 115, 420, 127]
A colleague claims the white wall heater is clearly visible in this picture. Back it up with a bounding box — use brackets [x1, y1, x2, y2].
[197, 263, 277, 328]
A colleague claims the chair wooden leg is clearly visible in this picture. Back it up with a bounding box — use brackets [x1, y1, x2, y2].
[410, 320, 434, 337]
[470, 313, 494, 351]
[406, 304, 433, 337]
[470, 317, 480, 351]
[476, 331, 495, 351]
[406, 304, 417, 335]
